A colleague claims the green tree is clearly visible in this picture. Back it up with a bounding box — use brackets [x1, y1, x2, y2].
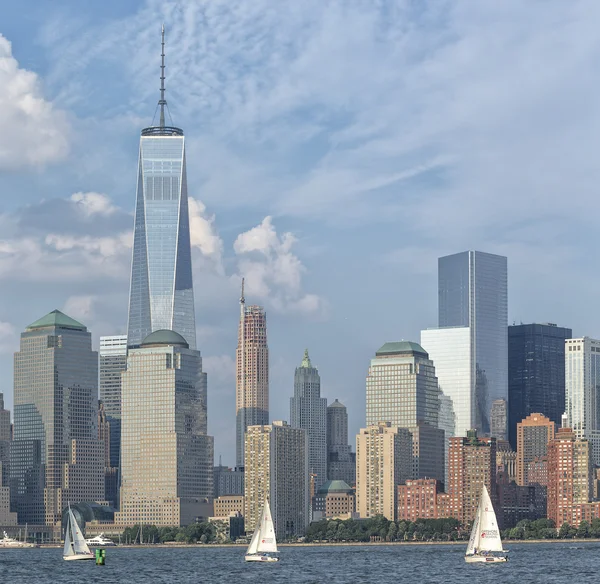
[577, 520, 590, 538]
[558, 523, 571, 539]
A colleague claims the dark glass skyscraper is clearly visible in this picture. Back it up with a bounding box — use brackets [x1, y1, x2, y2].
[437, 250, 508, 434]
[508, 323, 572, 449]
[127, 28, 196, 349]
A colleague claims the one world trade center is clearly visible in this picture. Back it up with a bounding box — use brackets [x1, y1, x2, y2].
[127, 27, 196, 349]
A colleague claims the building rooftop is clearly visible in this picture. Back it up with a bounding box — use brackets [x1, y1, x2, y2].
[317, 480, 353, 495]
[328, 399, 345, 409]
[375, 341, 428, 357]
[140, 329, 189, 348]
[27, 309, 86, 331]
[300, 348, 312, 368]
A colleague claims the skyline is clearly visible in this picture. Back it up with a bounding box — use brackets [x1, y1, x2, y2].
[0, 1, 599, 465]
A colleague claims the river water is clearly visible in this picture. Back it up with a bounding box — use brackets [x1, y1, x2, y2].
[0, 542, 595, 583]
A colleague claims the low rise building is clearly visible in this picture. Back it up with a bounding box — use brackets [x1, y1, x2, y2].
[397, 479, 444, 522]
[312, 480, 355, 520]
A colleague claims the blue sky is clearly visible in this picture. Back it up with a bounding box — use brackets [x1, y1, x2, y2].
[1, 0, 599, 464]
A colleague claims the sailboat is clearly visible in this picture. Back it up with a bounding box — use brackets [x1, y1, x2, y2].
[63, 506, 94, 561]
[465, 485, 508, 563]
[245, 498, 279, 562]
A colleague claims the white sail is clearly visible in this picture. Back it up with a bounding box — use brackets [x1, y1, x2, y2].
[256, 499, 278, 554]
[466, 485, 504, 555]
[478, 485, 504, 552]
[63, 519, 74, 557]
[246, 512, 262, 556]
[465, 500, 481, 555]
[68, 508, 91, 555]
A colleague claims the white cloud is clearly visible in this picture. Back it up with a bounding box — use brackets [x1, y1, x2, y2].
[188, 197, 224, 272]
[234, 216, 324, 315]
[0, 33, 69, 170]
[62, 295, 96, 321]
[202, 354, 236, 391]
[70, 192, 118, 217]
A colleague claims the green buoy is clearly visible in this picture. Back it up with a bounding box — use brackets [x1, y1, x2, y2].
[95, 548, 106, 565]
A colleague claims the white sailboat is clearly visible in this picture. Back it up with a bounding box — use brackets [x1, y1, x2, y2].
[63, 506, 94, 561]
[245, 498, 279, 563]
[465, 485, 508, 563]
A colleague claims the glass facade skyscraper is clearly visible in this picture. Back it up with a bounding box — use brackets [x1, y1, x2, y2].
[290, 350, 327, 491]
[508, 323, 571, 448]
[12, 310, 104, 525]
[424, 251, 507, 435]
[127, 30, 196, 349]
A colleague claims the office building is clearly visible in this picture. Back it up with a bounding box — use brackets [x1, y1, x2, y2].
[244, 422, 308, 538]
[290, 349, 327, 490]
[516, 413, 555, 486]
[312, 480, 355, 520]
[0, 394, 16, 525]
[508, 323, 571, 448]
[490, 399, 508, 441]
[366, 342, 444, 483]
[117, 330, 213, 527]
[447, 431, 497, 525]
[547, 428, 595, 527]
[98, 402, 118, 508]
[565, 337, 600, 464]
[355, 422, 412, 521]
[422, 250, 507, 437]
[236, 281, 269, 469]
[12, 310, 104, 526]
[213, 464, 244, 497]
[326, 399, 355, 486]
[99, 335, 127, 471]
[127, 28, 196, 349]
[214, 495, 245, 518]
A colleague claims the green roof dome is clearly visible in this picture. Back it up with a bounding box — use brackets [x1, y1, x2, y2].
[375, 341, 428, 357]
[317, 480, 353, 495]
[141, 329, 189, 348]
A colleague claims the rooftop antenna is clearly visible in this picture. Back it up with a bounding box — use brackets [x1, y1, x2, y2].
[159, 24, 166, 128]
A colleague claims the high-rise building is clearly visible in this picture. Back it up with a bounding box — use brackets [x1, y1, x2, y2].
[516, 413, 555, 486]
[12, 310, 104, 525]
[490, 399, 508, 441]
[213, 464, 244, 498]
[422, 250, 507, 436]
[98, 402, 118, 508]
[326, 400, 355, 486]
[508, 323, 571, 448]
[446, 430, 497, 525]
[0, 394, 16, 525]
[547, 428, 594, 527]
[117, 330, 213, 527]
[355, 422, 412, 521]
[365, 341, 444, 483]
[565, 337, 600, 465]
[236, 281, 269, 469]
[244, 422, 308, 538]
[127, 27, 196, 349]
[290, 349, 327, 490]
[99, 335, 127, 470]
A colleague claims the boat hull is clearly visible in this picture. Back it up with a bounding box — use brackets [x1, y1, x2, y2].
[64, 554, 95, 561]
[245, 554, 279, 562]
[465, 554, 508, 563]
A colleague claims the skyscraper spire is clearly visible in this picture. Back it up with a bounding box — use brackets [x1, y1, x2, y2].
[159, 24, 166, 128]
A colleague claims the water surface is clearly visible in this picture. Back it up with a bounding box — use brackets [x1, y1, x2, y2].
[0, 542, 594, 583]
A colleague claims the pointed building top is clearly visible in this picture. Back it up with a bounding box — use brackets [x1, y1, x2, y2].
[27, 310, 86, 332]
[301, 348, 312, 368]
[141, 24, 183, 137]
[240, 277, 245, 304]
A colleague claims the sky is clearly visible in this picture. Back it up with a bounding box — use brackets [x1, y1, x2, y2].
[1, 0, 600, 465]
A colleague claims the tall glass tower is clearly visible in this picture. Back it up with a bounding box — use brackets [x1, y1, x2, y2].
[127, 26, 196, 349]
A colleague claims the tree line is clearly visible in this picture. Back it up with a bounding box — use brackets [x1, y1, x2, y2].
[120, 523, 217, 544]
[306, 516, 600, 543]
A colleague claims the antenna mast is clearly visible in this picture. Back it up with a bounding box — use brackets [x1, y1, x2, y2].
[159, 24, 166, 128]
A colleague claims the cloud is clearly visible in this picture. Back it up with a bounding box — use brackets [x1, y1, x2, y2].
[0, 33, 69, 170]
[189, 197, 224, 273]
[0, 321, 17, 354]
[70, 192, 118, 217]
[202, 354, 236, 391]
[234, 216, 324, 315]
[62, 295, 96, 321]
